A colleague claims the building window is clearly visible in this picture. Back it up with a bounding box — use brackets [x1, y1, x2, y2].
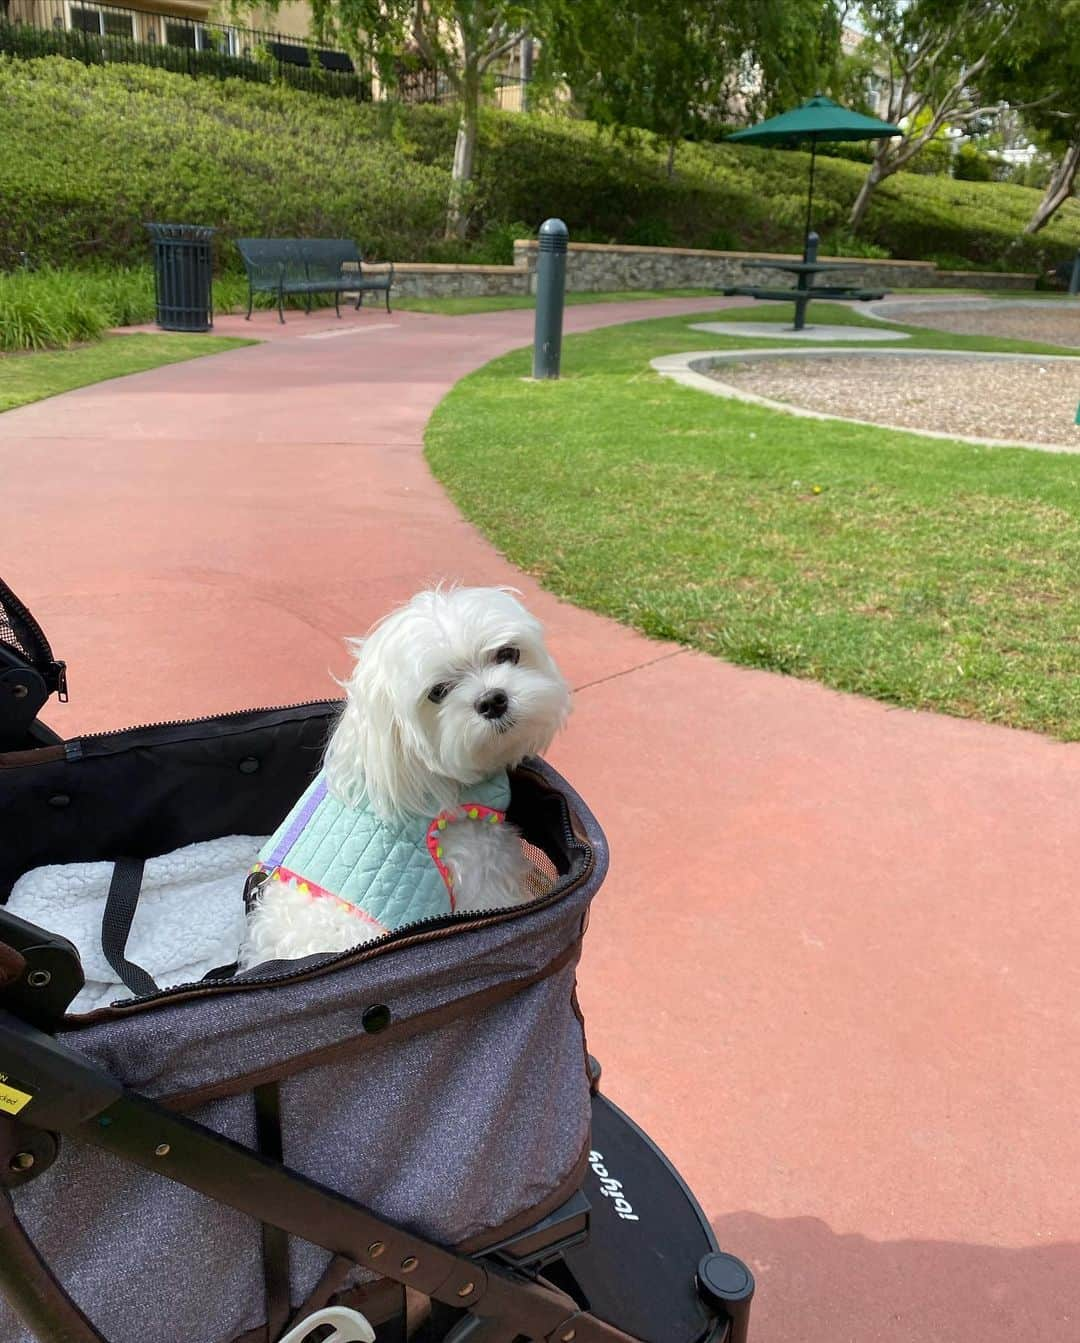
[70, 5, 133, 37]
[103, 9, 133, 36]
[70, 6, 102, 33]
[165, 20, 196, 47]
[165, 21, 236, 53]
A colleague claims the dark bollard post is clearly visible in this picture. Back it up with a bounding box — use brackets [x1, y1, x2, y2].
[533, 218, 568, 379]
[1070, 247, 1080, 296]
[793, 230, 819, 331]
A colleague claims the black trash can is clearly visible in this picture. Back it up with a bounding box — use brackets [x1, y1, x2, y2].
[146, 223, 215, 332]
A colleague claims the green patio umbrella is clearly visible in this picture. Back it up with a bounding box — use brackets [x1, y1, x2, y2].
[726, 95, 901, 255]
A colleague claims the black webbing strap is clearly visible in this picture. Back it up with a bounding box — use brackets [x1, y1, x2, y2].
[101, 858, 159, 999]
[254, 1082, 292, 1343]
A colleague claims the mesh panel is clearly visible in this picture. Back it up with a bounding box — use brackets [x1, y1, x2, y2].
[520, 837, 559, 901]
[0, 589, 39, 662]
[0, 578, 56, 680]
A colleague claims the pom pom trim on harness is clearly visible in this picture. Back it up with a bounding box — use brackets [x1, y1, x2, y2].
[248, 801, 508, 929]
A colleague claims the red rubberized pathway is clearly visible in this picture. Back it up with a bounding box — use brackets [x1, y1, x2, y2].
[2, 300, 1078, 1341]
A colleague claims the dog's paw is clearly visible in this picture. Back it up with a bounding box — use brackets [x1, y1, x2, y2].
[238, 877, 383, 969]
[441, 819, 538, 914]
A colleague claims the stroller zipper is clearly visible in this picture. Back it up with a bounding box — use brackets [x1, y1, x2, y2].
[75, 697, 342, 742]
[66, 759, 591, 1021]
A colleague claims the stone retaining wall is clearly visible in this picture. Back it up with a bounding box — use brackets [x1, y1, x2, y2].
[381, 243, 1037, 299]
[926, 268, 1036, 290]
[513, 240, 945, 292]
[388, 262, 530, 299]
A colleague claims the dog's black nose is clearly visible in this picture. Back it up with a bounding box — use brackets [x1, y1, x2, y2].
[476, 689, 509, 720]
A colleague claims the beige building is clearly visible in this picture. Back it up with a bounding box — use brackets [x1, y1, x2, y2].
[840, 23, 891, 119]
[5, 0, 528, 107]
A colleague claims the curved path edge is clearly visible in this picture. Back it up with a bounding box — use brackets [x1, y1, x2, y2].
[2, 299, 1078, 1343]
[653, 347, 1080, 454]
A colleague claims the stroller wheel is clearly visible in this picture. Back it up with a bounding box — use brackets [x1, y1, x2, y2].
[551, 1092, 751, 1343]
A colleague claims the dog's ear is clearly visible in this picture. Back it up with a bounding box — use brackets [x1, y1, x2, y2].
[325, 641, 439, 820]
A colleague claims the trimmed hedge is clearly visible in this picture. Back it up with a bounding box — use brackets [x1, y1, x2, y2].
[0, 21, 371, 101]
[2, 55, 1079, 275]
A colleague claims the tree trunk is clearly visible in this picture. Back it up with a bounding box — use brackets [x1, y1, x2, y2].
[1025, 139, 1080, 235]
[666, 139, 677, 179]
[445, 71, 480, 240]
[848, 146, 889, 233]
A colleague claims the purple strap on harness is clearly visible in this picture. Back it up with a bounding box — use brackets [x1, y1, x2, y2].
[265, 778, 329, 868]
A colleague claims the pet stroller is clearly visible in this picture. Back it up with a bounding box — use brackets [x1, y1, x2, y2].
[0, 577, 754, 1343]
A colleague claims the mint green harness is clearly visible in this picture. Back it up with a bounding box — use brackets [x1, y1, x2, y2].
[251, 771, 512, 936]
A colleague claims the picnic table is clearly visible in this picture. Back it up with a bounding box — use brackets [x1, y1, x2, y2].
[721, 255, 886, 331]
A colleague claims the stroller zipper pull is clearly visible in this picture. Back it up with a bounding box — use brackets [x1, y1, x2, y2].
[277, 1306, 376, 1343]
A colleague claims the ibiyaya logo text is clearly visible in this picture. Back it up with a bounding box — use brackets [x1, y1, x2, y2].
[588, 1150, 639, 1222]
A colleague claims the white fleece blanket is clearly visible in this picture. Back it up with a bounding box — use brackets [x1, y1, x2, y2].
[8, 835, 266, 1013]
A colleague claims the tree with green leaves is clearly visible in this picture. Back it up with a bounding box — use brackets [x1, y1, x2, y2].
[549, 0, 843, 178]
[978, 1, 1080, 233]
[400, 2, 562, 236]
[234, 0, 560, 238]
[845, 0, 1030, 231]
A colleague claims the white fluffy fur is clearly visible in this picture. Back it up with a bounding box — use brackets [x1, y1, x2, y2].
[239, 586, 570, 967]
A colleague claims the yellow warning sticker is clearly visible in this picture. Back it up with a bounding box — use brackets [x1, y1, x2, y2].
[0, 1081, 32, 1115]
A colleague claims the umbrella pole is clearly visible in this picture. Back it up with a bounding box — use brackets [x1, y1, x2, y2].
[804, 139, 817, 261]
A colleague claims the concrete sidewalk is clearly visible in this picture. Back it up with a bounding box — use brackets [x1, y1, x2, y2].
[2, 298, 1078, 1342]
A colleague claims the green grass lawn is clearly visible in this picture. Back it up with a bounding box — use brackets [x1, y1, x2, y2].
[426, 302, 1080, 739]
[392, 286, 1061, 318]
[394, 288, 715, 316]
[0, 332, 255, 412]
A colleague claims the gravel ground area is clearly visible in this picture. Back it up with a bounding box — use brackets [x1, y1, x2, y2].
[880, 301, 1080, 347]
[710, 354, 1080, 447]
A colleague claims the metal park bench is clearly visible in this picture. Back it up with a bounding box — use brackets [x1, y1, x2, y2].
[235, 238, 395, 323]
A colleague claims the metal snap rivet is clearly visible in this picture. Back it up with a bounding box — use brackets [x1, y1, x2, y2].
[457, 1282, 475, 1298]
[10, 1152, 35, 1172]
[12, 685, 29, 700]
[48, 794, 71, 809]
[400, 1256, 419, 1274]
[154, 1143, 171, 1157]
[27, 970, 51, 988]
[367, 1241, 385, 1258]
[238, 757, 260, 775]
[362, 1004, 391, 1034]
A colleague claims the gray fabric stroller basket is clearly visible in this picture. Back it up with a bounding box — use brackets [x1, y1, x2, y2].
[0, 704, 606, 1343]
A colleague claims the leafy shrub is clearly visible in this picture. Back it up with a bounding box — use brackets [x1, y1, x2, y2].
[953, 145, 995, 182]
[0, 264, 154, 350]
[899, 137, 953, 176]
[625, 218, 677, 247]
[0, 19, 370, 101]
[0, 58, 448, 270]
[1007, 159, 1051, 191]
[824, 230, 890, 259]
[3, 55, 1080, 282]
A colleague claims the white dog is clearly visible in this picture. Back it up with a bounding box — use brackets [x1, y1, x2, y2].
[239, 587, 571, 968]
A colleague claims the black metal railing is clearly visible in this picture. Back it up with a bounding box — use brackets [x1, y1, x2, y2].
[2, 0, 531, 107]
[395, 60, 530, 109]
[1, 0, 372, 100]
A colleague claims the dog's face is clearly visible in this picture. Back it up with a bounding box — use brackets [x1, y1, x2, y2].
[325, 587, 570, 818]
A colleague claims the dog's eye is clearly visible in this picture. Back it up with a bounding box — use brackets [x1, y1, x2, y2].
[428, 682, 453, 704]
[493, 646, 520, 665]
